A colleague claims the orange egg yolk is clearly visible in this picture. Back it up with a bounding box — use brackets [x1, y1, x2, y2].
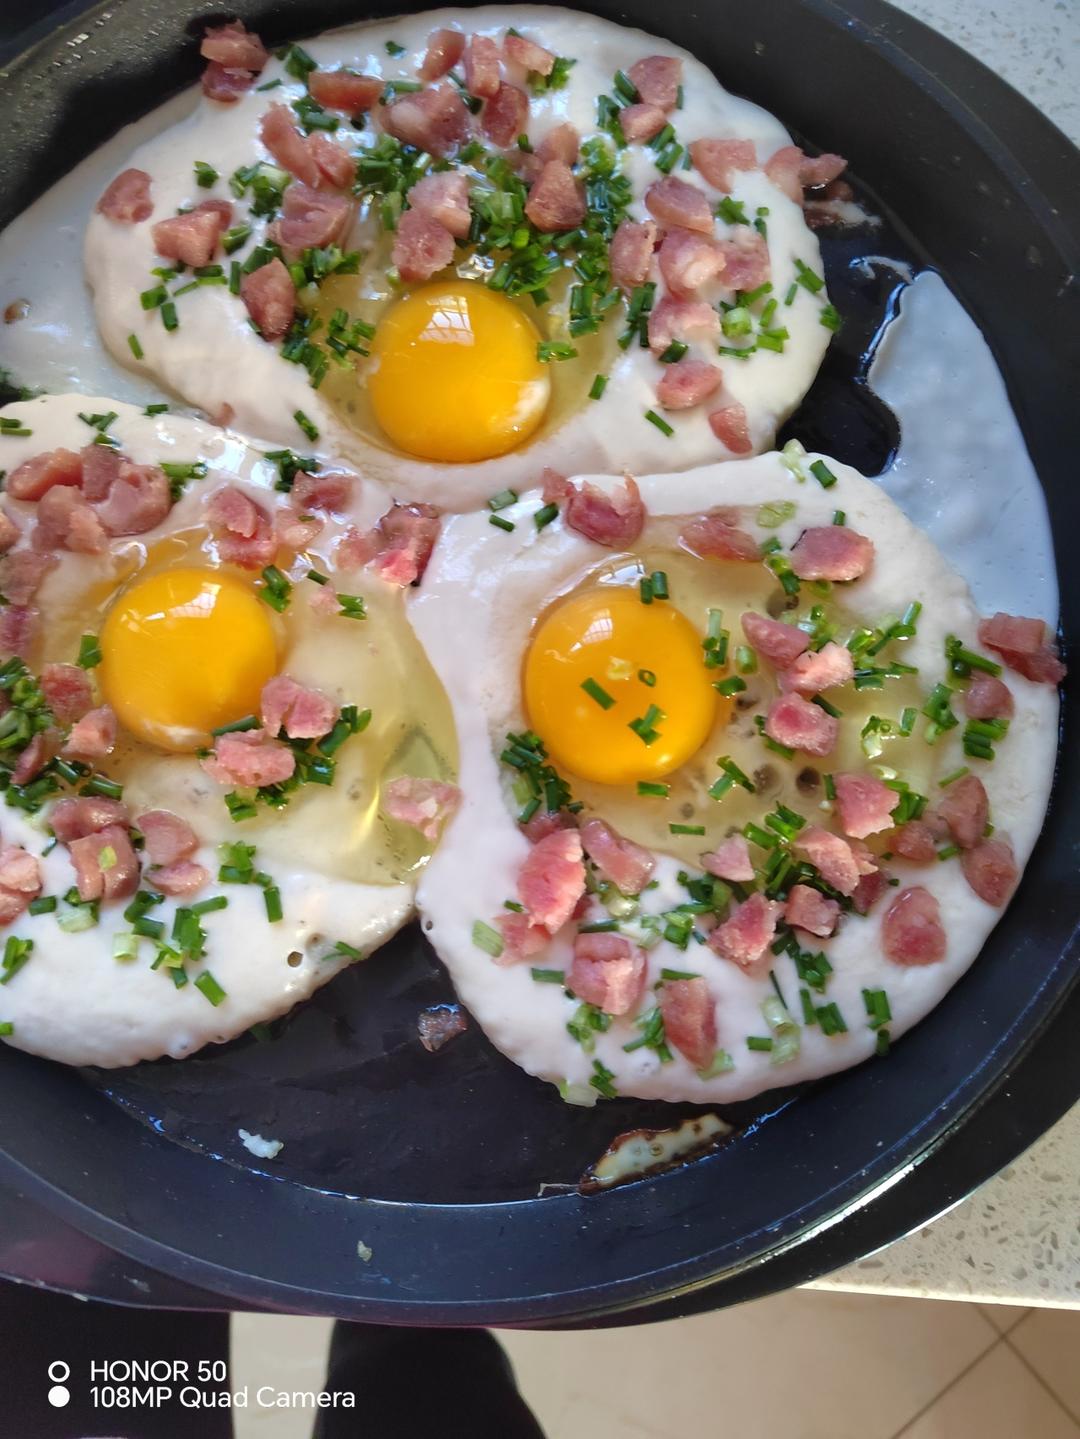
[523, 586, 718, 786]
[368, 281, 551, 462]
[99, 567, 279, 752]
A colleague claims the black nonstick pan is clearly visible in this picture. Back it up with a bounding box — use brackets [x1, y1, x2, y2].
[0, 0, 1076, 1325]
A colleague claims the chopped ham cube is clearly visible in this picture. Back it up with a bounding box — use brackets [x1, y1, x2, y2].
[308, 69, 382, 114]
[149, 861, 211, 896]
[49, 796, 129, 843]
[619, 103, 667, 143]
[94, 461, 171, 537]
[383, 777, 461, 842]
[708, 892, 782, 976]
[580, 817, 655, 895]
[201, 729, 296, 787]
[659, 976, 716, 1069]
[647, 297, 719, 355]
[0, 605, 36, 658]
[392, 206, 456, 282]
[0, 843, 42, 923]
[0, 510, 19, 554]
[291, 469, 355, 513]
[517, 829, 585, 932]
[503, 32, 555, 75]
[96, 169, 153, 223]
[702, 835, 754, 882]
[524, 161, 585, 231]
[565, 477, 645, 547]
[240, 258, 295, 341]
[68, 824, 139, 904]
[308, 133, 355, 190]
[419, 28, 465, 82]
[690, 138, 757, 192]
[765, 145, 846, 202]
[570, 933, 647, 1016]
[644, 175, 713, 234]
[892, 820, 937, 864]
[658, 227, 725, 296]
[610, 218, 657, 292]
[741, 611, 808, 666]
[780, 641, 854, 696]
[882, 885, 946, 966]
[977, 612, 1066, 685]
[1, 550, 56, 605]
[272, 183, 353, 255]
[963, 674, 1014, 720]
[785, 883, 840, 938]
[793, 825, 868, 896]
[540, 468, 569, 504]
[495, 910, 550, 962]
[138, 809, 199, 866]
[960, 838, 1018, 907]
[80, 442, 122, 501]
[834, 772, 897, 838]
[202, 63, 258, 103]
[716, 226, 770, 292]
[464, 34, 501, 98]
[63, 705, 117, 759]
[151, 200, 230, 268]
[535, 123, 579, 166]
[407, 171, 472, 238]
[628, 55, 682, 111]
[764, 693, 838, 757]
[7, 447, 82, 501]
[207, 485, 277, 570]
[200, 20, 268, 71]
[936, 773, 989, 850]
[383, 85, 470, 156]
[41, 663, 92, 725]
[33, 486, 107, 553]
[681, 511, 760, 561]
[656, 358, 723, 411]
[482, 82, 530, 148]
[12, 733, 48, 786]
[260, 104, 320, 188]
[372, 501, 441, 587]
[708, 401, 753, 455]
[261, 675, 338, 740]
[790, 525, 874, 581]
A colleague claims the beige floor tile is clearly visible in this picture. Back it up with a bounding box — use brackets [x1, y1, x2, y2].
[899, 1342, 1079, 1439]
[230, 1314, 334, 1439]
[979, 1302, 1034, 1335]
[1010, 1308, 1080, 1422]
[499, 1289, 997, 1439]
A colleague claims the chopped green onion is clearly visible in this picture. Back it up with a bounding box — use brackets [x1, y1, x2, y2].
[530, 967, 565, 984]
[637, 781, 670, 797]
[194, 160, 219, 189]
[644, 409, 674, 437]
[488, 488, 518, 511]
[589, 1059, 618, 1099]
[258, 565, 292, 613]
[28, 895, 57, 916]
[294, 409, 319, 441]
[534, 502, 559, 531]
[589, 373, 609, 400]
[0, 935, 33, 983]
[809, 459, 837, 489]
[337, 594, 367, 620]
[489, 514, 515, 532]
[194, 970, 227, 1006]
[581, 677, 616, 710]
[76, 633, 102, 669]
[669, 823, 705, 836]
[263, 885, 283, 923]
[472, 919, 504, 958]
[794, 258, 825, 294]
[127, 333, 144, 360]
[938, 766, 970, 788]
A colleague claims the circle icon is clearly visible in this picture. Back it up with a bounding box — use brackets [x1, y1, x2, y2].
[48, 1361, 70, 1383]
[48, 1385, 70, 1408]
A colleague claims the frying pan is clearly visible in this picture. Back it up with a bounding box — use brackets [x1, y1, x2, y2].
[0, 0, 1076, 1325]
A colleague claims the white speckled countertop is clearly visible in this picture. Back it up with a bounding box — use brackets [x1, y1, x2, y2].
[808, 0, 1080, 1310]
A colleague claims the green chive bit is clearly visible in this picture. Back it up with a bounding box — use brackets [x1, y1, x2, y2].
[258, 565, 292, 613]
[581, 677, 616, 710]
[145, 403, 169, 416]
[644, 409, 674, 437]
[589, 373, 609, 400]
[77, 633, 103, 669]
[537, 340, 578, 362]
[472, 919, 504, 958]
[589, 1059, 618, 1099]
[628, 703, 664, 746]
[263, 885, 283, 922]
[875, 1028, 891, 1056]
[385, 39, 406, 56]
[28, 895, 57, 916]
[637, 668, 657, 687]
[640, 575, 654, 605]
[488, 488, 518, 511]
[337, 594, 367, 620]
[746, 1035, 773, 1052]
[0, 1021, 12, 1036]
[820, 303, 842, 332]
[938, 766, 970, 788]
[194, 970, 227, 1006]
[294, 409, 319, 441]
[194, 160, 219, 188]
[160, 300, 179, 332]
[936, 842, 961, 862]
[794, 258, 825, 294]
[809, 459, 837, 489]
[833, 509, 846, 526]
[489, 515, 515, 532]
[127, 333, 145, 360]
[862, 987, 892, 1029]
[649, 570, 669, 600]
[637, 781, 669, 797]
[534, 502, 559, 531]
[669, 823, 705, 836]
[714, 675, 747, 697]
[530, 967, 565, 984]
[0, 935, 33, 985]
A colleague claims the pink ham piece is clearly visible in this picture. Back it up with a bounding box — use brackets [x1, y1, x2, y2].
[419, 28, 465, 82]
[681, 510, 759, 562]
[882, 885, 946, 966]
[741, 611, 808, 667]
[482, 83, 530, 148]
[96, 169, 153, 223]
[68, 825, 139, 904]
[524, 161, 585, 231]
[708, 402, 753, 455]
[151, 199, 231, 267]
[261, 675, 338, 740]
[372, 502, 441, 587]
[1, 551, 55, 605]
[383, 777, 461, 842]
[138, 810, 198, 866]
[517, 829, 585, 933]
[260, 104, 320, 188]
[33, 486, 107, 553]
[383, 86, 470, 157]
[0, 843, 42, 923]
[892, 820, 938, 864]
[936, 773, 989, 850]
[407, 171, 472, 238]
[0, 512, 19, 553]
[610, 218, 657, 292]
[494, 910, 550, 962]
[628, 55, 682, 111]
[716, 226, 770, 292]
[963, 674, 1014, 720]
[570, 933, 647, 1016]
[619, 103, 667, 143]
[63, 705, 116, 760]
[790, 525, 874, 581]
[418, 1006, 468, 1051]
[0, 606, 36, 659]
[503, 32, 555, 75]
[540, 467, 569, 504]
[207, 484, 277, 570]
[644, 175, 713, 235]
[658, 227, 725, 296]
[80, 442, 122, 501]
[272, 183, 353, 255]
[308, 134, 354, 191]
[240, 258, 295, 342]
[708, 892, 783, 976]
[276, 507, 321, 553]
[690, 138, 757, 192]
[565, 477, 645, 548]
[580, 817, 655, 895]
[520, 809, 576, 844]
[656, 359, 723, 411]
[12, 734, 48, 786]
[535, 123, 579, 166]
[785, 883, 840, 938]
[834, 772, 897, 839]
[703, 834, 754, 883]
[961, 838, 1018, 907]
[853, 867, 890, 915]
[201, 729, 296, 787]
[463, 34, 501, 98]
[764, 693, 838, 757]
[780, 641, 854, 696]
[7, 447, 83, 501]
[148, 861, 211, 897]
[201, 21, 268, 72]
[308, 70, 383, 114]
[647, 297, 719, 355]
[291, 469, 355, 513]
[202, 63, 258, 103]
[392, 206, 456, 282]
[765, 145, 847, 202]
[794, 825, 873, 897]
[659, 977, 717, 1069]
[95, 461, 171, 537]
[49, 796, 129, 843]
[977, 612, 1066, 685]
[41, 663, 92, 725]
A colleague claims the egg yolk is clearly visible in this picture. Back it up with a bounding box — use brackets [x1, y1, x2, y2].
[99, 567, 279, 752]
[368, 281, 551, 462]
[523, 587, 718, 786]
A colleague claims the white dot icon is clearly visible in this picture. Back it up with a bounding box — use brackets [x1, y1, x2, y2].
[48, 1385, 70, 1408]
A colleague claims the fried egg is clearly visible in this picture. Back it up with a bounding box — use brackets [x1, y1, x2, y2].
[84, 5, 835, 509]
[0, 393, 456, 1067]
[408, 454, 1057, 1104]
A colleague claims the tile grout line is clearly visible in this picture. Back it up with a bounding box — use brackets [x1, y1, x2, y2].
[1002, 1333, 1080, 1430]
[888, 1331, 1004, 1439]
